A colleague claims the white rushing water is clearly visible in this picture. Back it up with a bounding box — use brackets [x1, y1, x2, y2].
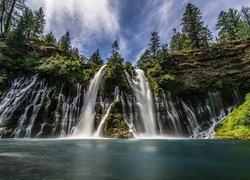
[126, 70, 157, 137]
[0, 76, 38, 127]
[73, 65, 106, 138]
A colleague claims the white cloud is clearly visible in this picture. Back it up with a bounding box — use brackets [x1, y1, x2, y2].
[27, 0, 122, 56]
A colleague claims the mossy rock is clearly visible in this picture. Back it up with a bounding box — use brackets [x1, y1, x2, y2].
[216, 93, 250, 140]
[103, 101, 133, 138]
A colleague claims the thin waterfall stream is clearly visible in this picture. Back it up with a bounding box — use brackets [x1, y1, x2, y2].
[94, 86, 120, 138]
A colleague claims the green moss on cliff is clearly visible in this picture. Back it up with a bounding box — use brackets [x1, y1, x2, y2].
[216, 93, 250, 140]
[103, 101, 133, 138]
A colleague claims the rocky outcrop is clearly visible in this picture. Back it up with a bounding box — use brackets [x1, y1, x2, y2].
[103, 101, 133, 138]
[158, 41, 250, 93]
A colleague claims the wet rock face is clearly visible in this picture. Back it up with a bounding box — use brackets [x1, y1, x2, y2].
[103, 101, 133, 138]
[162, 42, 250, 92]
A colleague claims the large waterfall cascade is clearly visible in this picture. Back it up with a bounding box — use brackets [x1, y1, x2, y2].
[0, 66, 244, 139]
[73, 65, 107, 138]
[125, 70, 157, 137]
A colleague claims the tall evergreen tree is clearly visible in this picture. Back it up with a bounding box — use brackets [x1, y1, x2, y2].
[0, 0, 26, 36]
[159, 43, 169, 58]
[136, 49, 151, 69]
[106, 41, 125, 92]
[241, 6, 250, 27]
[170, 29, 184, 52]
[149, 32, 160, 59]
[181, 3, 212, 49]
[44, 32, 56, 44]
[216, 8, 246, 42]
[22, 8, 34, 38]
[33, 7, 45, 37]
[111, 40, 120, 55]
[88, 49, 103, 67]
[200, 26, 213, 47]
[59, 31, 71, 52]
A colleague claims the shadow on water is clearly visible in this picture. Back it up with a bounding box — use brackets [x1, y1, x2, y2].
[0, 139, 249, 180]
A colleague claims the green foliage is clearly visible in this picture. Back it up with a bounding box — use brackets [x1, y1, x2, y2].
[82, 68, 96, 83]
[149, 32, 160, 59]
[33, 7, 45, 37]
[215, 80, 223, 89]
[181, 3, 212, 49]
[170, 29, 184, 52]
[136, 49, 151, 70]
[216, 8, 249, 42]
[88, 49, 103, 69]
[124, 61, 133, 73]
[147, 61, 163, 77]
[106, 54, 127, 93]
[0, 0, 26, 36]
[241, 6, 250, 27]
[158, 43, 170, 59]
[43, 32, 57, 44]
[103, 100, 133, 138]
[147, 74, 160, 97]
[37, 55, 83, 84]
[105, 41, 127, 94]
[0, 75, 7, 84]
[216, 93, 250, 140]
[19, 53, 41, 73]
[58, 31, 71, 52]
[111, 40, 120, 55]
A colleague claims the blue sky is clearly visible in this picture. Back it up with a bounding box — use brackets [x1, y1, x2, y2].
[27, 0, 250, 64]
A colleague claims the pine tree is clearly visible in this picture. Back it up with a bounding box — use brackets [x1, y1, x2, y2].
[136, 49, 151, 69]
[33, 7, 45, 37]
[216, 8, 245, 42]
[170, 29, 184, 52]
[181, 3, 212, 49]
[241, 6, 250, 27]
[200, 26, 213, 47]
[106, 41, 125, 92]
[111, 40, 120, 55]
[159, 43, 169, 58]
[149, 32, 160, 59]
[59, 31, 71, 52]
[44, 32, 56, 44]
[22, 8, 34, 38]
[0, 0, 26, 36]
[88, 49, 103, 67]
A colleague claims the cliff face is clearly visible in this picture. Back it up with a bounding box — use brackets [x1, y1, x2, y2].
[0, 42, 249, 139]
[151, 42, 250, 94]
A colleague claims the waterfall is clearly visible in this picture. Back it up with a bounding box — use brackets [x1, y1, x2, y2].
[73, 65, 106, 137]
[13, 81, 53, 138]
[162, 92, 183, 135]
[121, 94, 137, 135]
[94, 87, 119, 138]
[58, 83, 82, 137]
[125, 70, 157, 137]
[191, 88, 241, 138]
[0, 76, 38, 127]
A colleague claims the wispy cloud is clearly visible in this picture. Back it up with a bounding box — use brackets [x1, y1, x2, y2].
[27, 0, 250, 62]
[27, 0, 124, 57]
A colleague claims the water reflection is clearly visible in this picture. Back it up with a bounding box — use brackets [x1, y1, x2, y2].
[0, 139, 249, 180]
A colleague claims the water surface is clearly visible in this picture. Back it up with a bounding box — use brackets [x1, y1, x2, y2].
[0, 139, 249, 180]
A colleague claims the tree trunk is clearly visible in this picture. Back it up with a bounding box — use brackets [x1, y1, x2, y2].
[0, 0, 6, 36]
[4, 0, 16, 35]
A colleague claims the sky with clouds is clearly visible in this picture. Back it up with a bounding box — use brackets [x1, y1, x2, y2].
[27, 0, 250, 63]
